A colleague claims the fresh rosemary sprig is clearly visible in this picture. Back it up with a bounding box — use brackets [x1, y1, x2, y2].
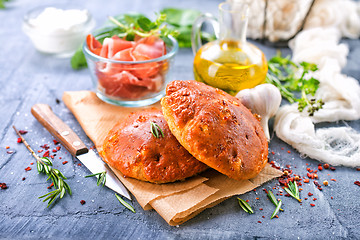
[271, 199, 282, 219]
[267, 190, 284, 211]
[237, 198, 254, 214]
[13, 126, 71, 208]
[284, 181, 302, 202]
[150, 121, 164, 138]
[266, 52, 324, 116]
[267, 190, 283, 219]
[85, 171, 106, 187]
[37, 157, 71, 207]
[115, 193, 136, 213]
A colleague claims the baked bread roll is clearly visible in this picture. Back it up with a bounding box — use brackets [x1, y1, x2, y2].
[100, 108, 208, 184]
[161, 80, 268, 180]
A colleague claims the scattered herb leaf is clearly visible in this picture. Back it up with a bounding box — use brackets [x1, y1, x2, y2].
[150, 121, 164, 138]
[267, 190, 284, 211]
[237, 198, 254, 214]
[115, 193, 136, 213]
[85, 171, 107, 187]
[266, 52, 324, 116]
[271, 199, 282, 219]
[284, 181, 302, 202]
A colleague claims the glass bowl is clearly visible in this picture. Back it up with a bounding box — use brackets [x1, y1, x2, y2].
[23, 5, 95, 58]
[83, 34, 178, 107]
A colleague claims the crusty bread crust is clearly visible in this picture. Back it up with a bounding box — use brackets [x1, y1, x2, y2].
[161, 80, 268, 180]
[100, 108, 207, 184]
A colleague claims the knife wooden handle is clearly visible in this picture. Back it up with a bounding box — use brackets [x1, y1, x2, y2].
[31, 103, 88, 156]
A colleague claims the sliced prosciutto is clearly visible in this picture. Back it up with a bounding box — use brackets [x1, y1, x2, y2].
[87, 34, 167, 100]
[100, 36, 135, 59]
[86, 35, 102, 56]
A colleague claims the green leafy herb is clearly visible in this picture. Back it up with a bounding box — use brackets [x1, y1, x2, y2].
[266, 52, 324, 116]
[237, 198, 254, 214]
[115, 193, 136, 213]
[85, 171, 106, 187]
[150, 121, 164, 138]
[160, 8, 215, 48]
[70, 46, 87, 70]
[160, 8, 201, 27]
[271, 199, 282, 219]
[0, 0, 10, 9]
[13, 126, 71, 208]
[284, 180, 302, 202]
[137, 16, 155, 32]
[106, 12, 177, 41]
[71, 12, 178, 70]
[98, 13, 147, 42]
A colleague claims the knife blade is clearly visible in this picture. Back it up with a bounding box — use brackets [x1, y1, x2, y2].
[31, 103, 131, 200]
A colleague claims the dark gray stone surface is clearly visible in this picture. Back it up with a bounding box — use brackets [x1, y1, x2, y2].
[0, 0, 359, 239]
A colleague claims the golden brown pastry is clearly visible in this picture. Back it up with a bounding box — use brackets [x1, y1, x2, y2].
[161, 80, 268, 180]
[100, 108, 208, 184]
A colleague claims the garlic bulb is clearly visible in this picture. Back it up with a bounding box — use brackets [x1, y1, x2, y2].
[236, 83, 282, 141]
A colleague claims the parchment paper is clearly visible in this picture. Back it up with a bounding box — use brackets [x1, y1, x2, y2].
[63, 91, 283, 225]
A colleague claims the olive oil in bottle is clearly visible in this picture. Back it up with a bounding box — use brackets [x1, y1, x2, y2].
[192, 1, 268, 95]
[193, 39, 268, 95]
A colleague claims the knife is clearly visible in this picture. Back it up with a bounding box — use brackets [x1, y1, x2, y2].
[31, 103, 131, 200]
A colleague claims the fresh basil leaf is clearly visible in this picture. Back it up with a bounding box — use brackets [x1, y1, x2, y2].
[137, 16, 154, 31]
[71, 47, 87, 70]
[123, 14, 138, 27]
[171, 26, 215, 48]
[173, 27, 192, 48]
[125, 32, 135, 41]
[112, 13, 146, 26]
[160, 8, 201, 27]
